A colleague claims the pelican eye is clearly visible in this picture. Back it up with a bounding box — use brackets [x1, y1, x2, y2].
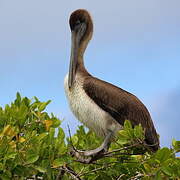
[74, 20, 85, 32]
[75, 20, 81, 26]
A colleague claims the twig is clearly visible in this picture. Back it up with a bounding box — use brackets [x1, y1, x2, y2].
[76, 167, 85, 177]
[67, 125, 77, 156]
[130, 172, 144, 180]
[103, 143, 139, 156]
[57, 164, 82, 180]
[79, 164, 113, 177]
[56, 166, 65, 180]
[104, 152, 142, 157]
[116, 174, 125, 180]
[67, 124, 76, 152]
[64, 126, 85, 177]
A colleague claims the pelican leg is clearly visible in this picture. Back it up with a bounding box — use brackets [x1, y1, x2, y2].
[82, 131, 112, 156]
[70, 131, 113, 163]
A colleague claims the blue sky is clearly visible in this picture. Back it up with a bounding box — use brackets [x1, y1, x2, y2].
[0, 0, 180, 148]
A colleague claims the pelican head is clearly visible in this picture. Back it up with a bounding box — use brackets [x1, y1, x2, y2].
[68, 9, 93, 89]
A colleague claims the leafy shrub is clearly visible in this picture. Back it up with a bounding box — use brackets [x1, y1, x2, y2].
[0, 93, 179, 179]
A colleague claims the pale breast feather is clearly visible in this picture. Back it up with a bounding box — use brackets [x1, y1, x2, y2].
[64, 74, 122, 137]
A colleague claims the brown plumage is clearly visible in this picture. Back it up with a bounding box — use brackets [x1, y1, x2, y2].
[83, 75, 159, 151]
[65, 9, 160, 154]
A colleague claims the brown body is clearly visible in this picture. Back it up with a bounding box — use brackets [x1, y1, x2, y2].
[65, 9, 160, 152]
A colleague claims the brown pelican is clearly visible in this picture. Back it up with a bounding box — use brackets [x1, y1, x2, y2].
[64, 9, 159, 159]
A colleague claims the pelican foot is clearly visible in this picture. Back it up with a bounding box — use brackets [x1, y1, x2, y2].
[70, 147, 105, 164]
[69, 131, 113, 163]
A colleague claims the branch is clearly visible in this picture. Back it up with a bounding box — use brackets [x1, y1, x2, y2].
[71, 143, 143, 164]
[103, 143, 140, 156]
[67, 124, 77, 152]
[56, 166, 65, 180]
[78, 164, 113, 177]
[56, 164, 82, 180]
[117, 174, 125, 180]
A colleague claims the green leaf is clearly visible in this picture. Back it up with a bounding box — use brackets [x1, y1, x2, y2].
[117, 138, 129, 145]
[38, 102, 47, 112]
[14, 92, 21, 106]
[155, 148, 172, 163]
[52, 158, 64, 168]
[22, 97, 31, 107]
[34, 96, 39, 102]
[172, 139, 180, 152]
[161, 166, 173, 176]
[71, 135, 78, 145]
[38, 100, 51, 112]
[26, 154, 39, 164]
[143, 163, 151, 173]
[13, 165, 34, 177]
[49, 128, 55, 142]
[117, 130, 129, 145]
[0, 170, 12, 180]
[118, 129, 129, 138]
[0, 163, 3, 171]
[124, 120, 132, 129]
[33, 166, 47, 173]
[52, 118, 61, 128]
[38, 133, 48, 141]
[5, 152, 17, 159]
[123, 120, 134, 138]
[172, 138, 176, 147]
[155, 170, 163, 180]
[58, 127, 65, 141]
[134, 125, 144, 139]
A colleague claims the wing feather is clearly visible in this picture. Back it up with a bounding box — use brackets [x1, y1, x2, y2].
[83, 76, 159, 151]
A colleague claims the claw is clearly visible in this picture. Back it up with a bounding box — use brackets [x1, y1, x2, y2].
[70, 148, 105, 163]
[69, 131, 113, 163]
